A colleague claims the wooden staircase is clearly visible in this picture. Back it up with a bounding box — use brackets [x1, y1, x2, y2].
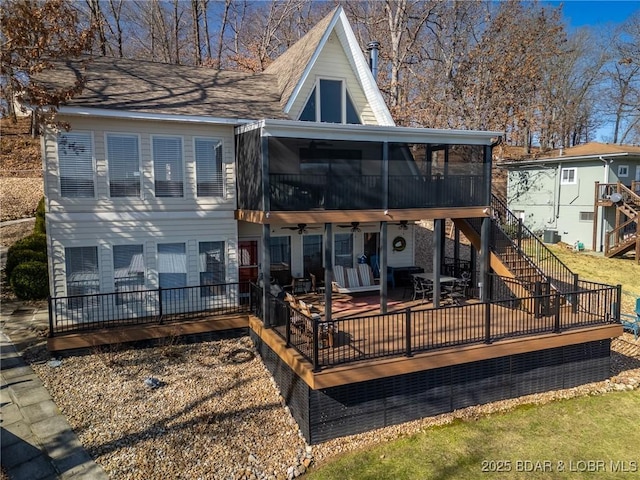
[598, 183, 639, 262]
[454, 195, 579, 311]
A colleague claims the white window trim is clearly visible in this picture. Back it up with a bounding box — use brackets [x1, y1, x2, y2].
[105, 132, 143, 199]
[301, 76, 358, 124]
[112, 243, 146, 288]
[56, 130, 96, 199]
[193, 136, 225, 198]
[579, 211, 594, 222]
[618, 165, 629, 177]
[64, 244, 100, 296]
[150, 134, 185, 198]
[560, 167, 577, 185]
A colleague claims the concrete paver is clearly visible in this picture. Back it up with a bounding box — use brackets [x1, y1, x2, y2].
[1, 301, 108, 479]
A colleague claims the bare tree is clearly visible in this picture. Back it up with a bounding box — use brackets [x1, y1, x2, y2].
[0, 0, 94, 131]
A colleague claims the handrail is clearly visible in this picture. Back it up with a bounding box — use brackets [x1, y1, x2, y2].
[491, 194, 577, 294]
[605, 216, 638, 254]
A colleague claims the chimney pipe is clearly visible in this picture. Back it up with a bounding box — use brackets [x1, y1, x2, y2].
[367, 41, 380, 80]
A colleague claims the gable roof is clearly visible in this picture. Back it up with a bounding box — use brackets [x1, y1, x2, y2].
[265, 6, 394, 126]
[39, 57, 286, 122]
[498, 142, 640, 168]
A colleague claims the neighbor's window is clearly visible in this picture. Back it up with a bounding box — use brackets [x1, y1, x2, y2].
[199, 241, 225, 297]
[65, 246, 99, 296]
[618, 165, 629, 177]
[299, 79, 361, 124]
[195, 138, 224, 197]
[153, 136, 183, 197]
[561, 167, 577, 185]
[58, 132, 94, 198]
[579, 211, 594, 222]
[334, 233, 353, 268]
[107, 134, 141, 197]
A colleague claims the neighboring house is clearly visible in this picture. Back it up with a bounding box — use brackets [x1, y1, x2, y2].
[500, 143, 640, 257]
[36, 7, 622, 444]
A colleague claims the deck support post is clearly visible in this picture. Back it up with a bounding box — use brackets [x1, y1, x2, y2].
[324, 223, 333, 322]
[480, 216, 491, 302]
[262, 223, 271, 327]
[404, 308, 412, 357]
[433, 219, 443, 307]
[380, 221, 388, 314]
[571, 274, 579, 313]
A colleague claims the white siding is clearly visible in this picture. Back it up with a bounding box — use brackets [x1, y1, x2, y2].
[47, 216, 237, 297]
[44, 116, 236, 214]
[290, 32, 377, 125]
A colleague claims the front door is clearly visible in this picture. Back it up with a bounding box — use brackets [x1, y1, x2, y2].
[238, 240, 259, 293]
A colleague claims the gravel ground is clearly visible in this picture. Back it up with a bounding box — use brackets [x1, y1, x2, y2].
[0, 177, 43, 222]
[29, 333, 640, 480]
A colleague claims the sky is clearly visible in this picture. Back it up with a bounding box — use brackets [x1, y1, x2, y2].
[542, 1, 640, 27]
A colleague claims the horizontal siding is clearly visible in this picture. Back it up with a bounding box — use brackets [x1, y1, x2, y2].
[44, 116, 236, 214]
[290, 32, 377, 125]
[48, 217, 238, 298]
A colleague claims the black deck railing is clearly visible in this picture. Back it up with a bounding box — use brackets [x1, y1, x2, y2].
[268, 173, 486, 211]
[262, 280, 620, 370]
[491, 195, 578, 294]
[49, 280, 620, 371]
[48, 283, 251, 336]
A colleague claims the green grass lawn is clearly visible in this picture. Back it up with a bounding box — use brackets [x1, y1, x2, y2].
[307, 391, 640, 479]
[544, 244, 640, 314]
[307, 245, 640, 479]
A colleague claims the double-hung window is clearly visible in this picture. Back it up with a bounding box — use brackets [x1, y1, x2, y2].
[58, 132, 94, 198]
[561, 167, 577, 185]
[113, 245, 145, 303]
[195, 138, 224, 197]
[107, 134, 141, 197]
[158, 243, 187, 307]
[65, 246, 99, 308]
[334, 233, 353, 268]
[199, 241, 225, 297]
[153, 136, 184, 197]
[299, 79, 361, 124]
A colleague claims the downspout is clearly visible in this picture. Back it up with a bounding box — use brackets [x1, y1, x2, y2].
[599, 156, 612, 252]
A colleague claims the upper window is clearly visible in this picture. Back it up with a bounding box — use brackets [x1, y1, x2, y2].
[618, 165, 629, 177]
[153, 136, 184, 197]
[107, 134, 141, 197]
[299, 79, 361, 124]
[195, 138, 224, 197]
[57, 132, 94, 198]
[561, 167, 577, 185]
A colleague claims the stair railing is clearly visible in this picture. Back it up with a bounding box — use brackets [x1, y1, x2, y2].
[492, 195, 578, 295]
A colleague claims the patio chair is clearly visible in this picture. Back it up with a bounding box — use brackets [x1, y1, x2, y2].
[412, 276, 432, 303]
[620, 298, 640, 340]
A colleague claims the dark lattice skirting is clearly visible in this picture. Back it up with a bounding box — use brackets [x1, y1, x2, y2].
[250, 332, 611, 444]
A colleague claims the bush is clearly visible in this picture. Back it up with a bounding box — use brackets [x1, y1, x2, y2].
[34, 197, 46, 234]
[10, 261, 49, 300]
[8, 233, 47, 255]
[4, 248, 47, 280]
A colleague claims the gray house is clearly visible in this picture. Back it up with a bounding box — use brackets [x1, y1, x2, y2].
[500, 142, 640, 260]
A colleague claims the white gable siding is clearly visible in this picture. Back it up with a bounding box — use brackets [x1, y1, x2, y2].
[290, 32, 378, 125]
[44, 116, 236, 214]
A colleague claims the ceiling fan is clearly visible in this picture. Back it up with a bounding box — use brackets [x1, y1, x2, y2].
[281, 223, 319, 235]
[393, 220, 410, 230]
[337, 221, 362, 232]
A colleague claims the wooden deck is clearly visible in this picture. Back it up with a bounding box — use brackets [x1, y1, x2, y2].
[47, 314, 249, 352]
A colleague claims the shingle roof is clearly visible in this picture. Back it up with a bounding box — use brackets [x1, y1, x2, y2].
[38, 56, 288, 120]
[264, 7, 338, 110]
[538, 142, 640, 158]
[498, 142, 640, 166]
